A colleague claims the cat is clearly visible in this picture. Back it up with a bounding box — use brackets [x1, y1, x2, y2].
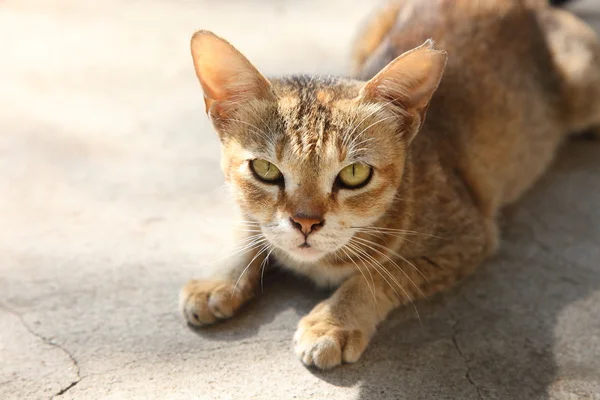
[180, 0, 600, 370]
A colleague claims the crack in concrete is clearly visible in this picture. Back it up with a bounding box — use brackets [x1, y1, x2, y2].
[0, 304, 82, 399]
[51, 379, 81, 399]
[450, 311, 484, 400]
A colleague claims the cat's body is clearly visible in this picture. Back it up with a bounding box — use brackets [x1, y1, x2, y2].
[180, 0, 600, 369]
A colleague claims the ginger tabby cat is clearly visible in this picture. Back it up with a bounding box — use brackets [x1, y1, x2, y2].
[180, 0, 600, 369]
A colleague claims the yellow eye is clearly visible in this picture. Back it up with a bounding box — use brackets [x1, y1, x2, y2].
[250, 159, 282, 182]
[337, 163, 372, 188]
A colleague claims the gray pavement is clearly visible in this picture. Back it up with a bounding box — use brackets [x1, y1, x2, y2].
[1, 0, 599, 399]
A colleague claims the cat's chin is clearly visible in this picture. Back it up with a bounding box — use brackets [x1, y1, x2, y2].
[285, 246, 327, 263]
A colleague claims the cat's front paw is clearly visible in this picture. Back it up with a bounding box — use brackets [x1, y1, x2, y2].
[293, 306, 371, 370]
[179, 279, 246, 326]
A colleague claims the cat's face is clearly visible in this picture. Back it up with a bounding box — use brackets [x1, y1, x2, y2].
[221, 80, 406, 262]
[190, 31, 446, 263]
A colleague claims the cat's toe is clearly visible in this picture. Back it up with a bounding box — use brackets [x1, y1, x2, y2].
[293, 319, 369, 370]
[341, 329, 369, 363]
[179, 280, 237, 326]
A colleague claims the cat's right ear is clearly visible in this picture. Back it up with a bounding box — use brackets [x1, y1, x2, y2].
[359, 40, 447, 143]
[190, 30, 274, 122]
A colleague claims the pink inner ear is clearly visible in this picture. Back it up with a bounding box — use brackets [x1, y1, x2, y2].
[201, 67, 230, 101]
[361, 41, 447, 111]
[194, 52, 242, 102]
[191, 31, 274, 114]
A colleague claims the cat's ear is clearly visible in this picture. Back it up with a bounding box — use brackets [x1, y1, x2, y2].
[190, 30, 274, 122]
[360, 40, 447, 141]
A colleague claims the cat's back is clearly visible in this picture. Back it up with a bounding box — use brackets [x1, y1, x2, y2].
[354, 0, 568, 209]
[357, 0, 564, 122]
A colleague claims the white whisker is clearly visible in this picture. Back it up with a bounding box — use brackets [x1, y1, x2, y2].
[232, 243, 271, 298]
[355, 228, 420, 246]
[348, 241, 421, 323]
[353, 115, 397, 141]
[347, 242, 405, 300]
[260, 245, 276, 294]
[353, 226, 442, 239]
[206, 237, 267, 265]
[341, 245, 379, 312]
[352, 236, 429, 292]
[342, 104, 386, 147]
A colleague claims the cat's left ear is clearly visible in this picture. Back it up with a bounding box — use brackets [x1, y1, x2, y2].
[190, 30, 274, 123]
[360, 40, 447, 142]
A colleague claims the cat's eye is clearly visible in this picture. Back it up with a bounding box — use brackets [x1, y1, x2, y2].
[250, 159, 283, 183]
[337, 163, 372, 189]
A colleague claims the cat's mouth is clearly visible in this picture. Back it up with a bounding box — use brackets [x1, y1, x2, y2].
[288, 241, 325, 261]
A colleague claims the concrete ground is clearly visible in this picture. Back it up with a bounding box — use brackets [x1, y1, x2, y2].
[1, 0, 599, 399]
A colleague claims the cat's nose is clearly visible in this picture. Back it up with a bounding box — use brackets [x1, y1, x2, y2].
[290, 215, 325, 236]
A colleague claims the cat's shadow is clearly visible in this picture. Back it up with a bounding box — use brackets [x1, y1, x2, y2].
[190, 137, 600, 399]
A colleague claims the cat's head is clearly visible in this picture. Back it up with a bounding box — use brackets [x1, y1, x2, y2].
[191, 31, 446, 263]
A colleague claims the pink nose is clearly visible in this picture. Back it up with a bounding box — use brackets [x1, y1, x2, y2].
[290, 215, 325, 236]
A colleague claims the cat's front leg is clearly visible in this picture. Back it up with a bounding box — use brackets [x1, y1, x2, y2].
[294, 252, 481, 370]
[293, 273, 400, 370]
[179, 246, 266, 326]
